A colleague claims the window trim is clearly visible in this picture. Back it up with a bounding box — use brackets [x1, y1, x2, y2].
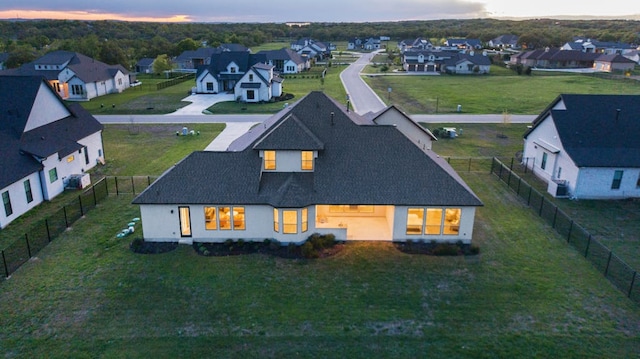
[24, 180, 33, 203]
[179, 206, 192, 237]
[264, 150, 276, 170]
[2, 191, 13, 217]
[301, 151, 314, 170]
[612, 170, 623, 190]
[49, 168, 58, 183]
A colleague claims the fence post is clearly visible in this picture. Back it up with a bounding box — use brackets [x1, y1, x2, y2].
[552, 206, 558, 228]
[131, 176, 135, 194]
[539, 197, 545, 216]
[604, 251, 613, 276]
[490, 158, 495, 174]
[45, 219, 51, 242]
[507, 166, 512, 187]
[516, 177, 521, 196]
[510, 157, 514, 170]
[468, 158, 472, 172]
[25, 233, 32, 258]
[567, 220, 573, 243]
[63, 206, 69, 227]
[629, 271, 637, 298]
[115, 177, 119, 195]
[499, 162, 504, 179]
[79, 195, 84, 217]
[148, 176, 151, 186]
[92, 185, 97, 206]
[105, 177, 110, 196]
[2, 250, 8, 278]
[584, 234, 591, 257]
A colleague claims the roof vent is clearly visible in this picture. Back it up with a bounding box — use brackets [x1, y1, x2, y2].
[330, 112, 335, 126]
[615, 109, 621, 121]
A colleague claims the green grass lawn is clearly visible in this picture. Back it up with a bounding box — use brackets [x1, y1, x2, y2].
[1, 175, 638, 358]
[364, 70, 640, 114]
[74, 75, 194, 115]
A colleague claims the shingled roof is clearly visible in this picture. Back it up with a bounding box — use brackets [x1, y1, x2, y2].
[133, 92, 482, 208]
[525, 94, 640, 168]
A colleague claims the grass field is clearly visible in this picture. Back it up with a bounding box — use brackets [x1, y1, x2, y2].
[1, 173, 638, 358]
[364, 70, 640, 114]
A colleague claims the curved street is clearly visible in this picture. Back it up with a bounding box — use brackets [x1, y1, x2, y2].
[339, 51, 387, 115]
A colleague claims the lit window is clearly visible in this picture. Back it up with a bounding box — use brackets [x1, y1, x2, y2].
[283, 210, 297, 234]
[274, 208, 279, 232]
[264, 151, 276, 170]
[49, 168, 58, 183]
[2, 191, 12, 217]
[301, 208, 308, 232]
[24, 180, 33, 203]
[179, 207, 191, 237]
[425, 208, 442, 235]
[67, 155, 74, 163]
[443, 208, 461, 235]
[406, 208, 424, 235]
[233, 207, 245, 230]
[204, 207, 217, 230]
[301, 151, 314, 170]
[219, 207, 232, 230]
[612, 170, 623, 190]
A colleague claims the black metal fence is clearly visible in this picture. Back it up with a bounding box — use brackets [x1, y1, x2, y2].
[156, 73, 195, 90]
[490, 157, 639, 304]
[0, 176, 157, 280]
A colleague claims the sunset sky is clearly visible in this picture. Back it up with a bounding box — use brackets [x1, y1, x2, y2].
[0, 0, 638, 22]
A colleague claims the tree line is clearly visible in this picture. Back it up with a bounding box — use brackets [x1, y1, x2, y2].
[1, 18, 638, 70]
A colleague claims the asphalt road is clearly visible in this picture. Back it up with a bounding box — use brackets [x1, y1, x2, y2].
[339, 51, 387, 115]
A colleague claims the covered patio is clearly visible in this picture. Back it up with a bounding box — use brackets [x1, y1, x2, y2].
[315, 205, 394, 241]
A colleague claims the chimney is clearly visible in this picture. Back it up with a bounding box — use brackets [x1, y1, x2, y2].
[615, 109, 621, 121]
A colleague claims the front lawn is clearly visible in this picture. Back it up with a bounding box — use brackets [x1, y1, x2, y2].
[0, 174, 638, 358]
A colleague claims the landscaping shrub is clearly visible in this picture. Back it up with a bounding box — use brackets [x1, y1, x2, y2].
[432, 243, 461, 256]
[301, 241, 319, 258]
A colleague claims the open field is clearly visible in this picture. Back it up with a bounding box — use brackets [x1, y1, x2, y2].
[364, 70, 640, 114]
[0, 174, 638, 358]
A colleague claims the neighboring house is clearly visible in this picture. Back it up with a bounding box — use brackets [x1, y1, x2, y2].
[561, 37, 636, 54]
[256, 48, 309, 74]
[174, 45, 250, 71]
[623, 49, 640, 65]
[0, 76, 105, 229]
[402, 49, 491, 74]
[593, 54, 636, 72]
[398, 38, 433, 52]
[195, 51, 267, 94]
[488, 34, 519, 49]
[347, 37, 381, 51]
[444, 38, 483, 50]
[0, 52, 8, 70]
[522, 94, 640, 199]
[347, 38, 363, 50]
[0, 50, 130, 101]
[234, 63, 283, 102]
[290, 38, 332, 61]
[132, 91, 483, 244]
[135, 58, 155, 74]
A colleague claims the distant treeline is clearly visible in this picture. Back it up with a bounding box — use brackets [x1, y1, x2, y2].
[1, 18, 638, 70]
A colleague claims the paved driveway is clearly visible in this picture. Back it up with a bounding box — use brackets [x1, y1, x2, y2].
[166, 93, 235, 115]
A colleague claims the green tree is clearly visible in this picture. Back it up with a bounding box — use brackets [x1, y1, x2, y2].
[5, 45, 36, 68]
[152, 54, 172, 75]
[99, 40, 129, 68]
[175, 38, 200, 55]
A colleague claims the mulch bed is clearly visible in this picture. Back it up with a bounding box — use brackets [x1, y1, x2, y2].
[193, 241, 344, 259]
[394, 241, 479, 256]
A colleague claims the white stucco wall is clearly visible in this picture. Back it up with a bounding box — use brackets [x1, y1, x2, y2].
[573, 167, 640, 199]
[39, 156, 65, 200]
[196, 72, 219, 93]
[0, 172, 44, 229]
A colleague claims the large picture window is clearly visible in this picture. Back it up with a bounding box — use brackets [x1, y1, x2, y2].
[283, 210, 297, 234]
[611, 170, 623, 190]
[443, 209, 461, 235]
[2, 191, 12, 217]
[329, 205, 374, 213]
[425, 208, 442, 234]
[206, 206, 245, 231]
[264, 151, 276, 170]
[406, 208, 424, 235]
[204, 207, 217, 230]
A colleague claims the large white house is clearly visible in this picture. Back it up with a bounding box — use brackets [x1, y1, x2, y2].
[0, 76, 105, 229]
[522, 94, 640, 199]
[234, 63, 283, 103]
[133, 92, 483, 244]
[1, 51, 130, 101]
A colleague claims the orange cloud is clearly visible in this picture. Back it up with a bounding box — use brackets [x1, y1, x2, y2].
[0, 10, 191, 22]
